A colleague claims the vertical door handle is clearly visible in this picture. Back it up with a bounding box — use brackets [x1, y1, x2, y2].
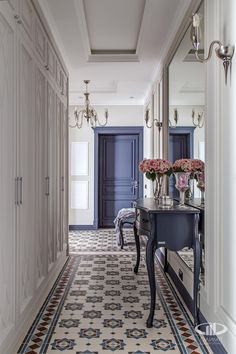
[45, 176, 50, 196]
[61, 176, 64, 192]
[15, 177, 19, 205]
[19, 177, 23, 205]
[131, 180, 139, 194]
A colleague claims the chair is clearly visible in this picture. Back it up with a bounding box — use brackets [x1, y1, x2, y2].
[114, 208, 135, 249]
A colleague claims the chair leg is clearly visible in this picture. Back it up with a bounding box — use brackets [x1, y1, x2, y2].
[119, 221, 124, 249]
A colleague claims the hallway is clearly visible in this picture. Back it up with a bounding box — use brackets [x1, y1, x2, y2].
[18, 230, 212, 354]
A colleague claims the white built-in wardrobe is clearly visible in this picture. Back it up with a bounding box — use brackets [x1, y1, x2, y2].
[0, 1, 68, 353]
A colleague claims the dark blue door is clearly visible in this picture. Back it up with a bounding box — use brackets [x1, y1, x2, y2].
[169, 127, 194, 197]
[99, 133, 142, 227]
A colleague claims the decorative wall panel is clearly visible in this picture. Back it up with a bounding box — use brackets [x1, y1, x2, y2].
[71, 181, 89, 209]
[71, 141, 89, 176]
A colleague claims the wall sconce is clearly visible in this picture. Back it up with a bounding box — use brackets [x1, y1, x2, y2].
[145, 108, 163, 131]
[192, 109, 204, 128]
[169, 108, 178, 128]
[190, 13, 234, 85]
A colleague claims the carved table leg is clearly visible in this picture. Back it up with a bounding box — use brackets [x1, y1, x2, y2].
[164, 248, 168, 272]
[193, 214, 200, 326]
[119, 221, 124, 249]
[133, 223, 140, 274]
[146, 236, 156, 328]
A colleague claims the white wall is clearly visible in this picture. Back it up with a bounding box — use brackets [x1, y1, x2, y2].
[201, 0, 236, 351]
[69, 105, 143, 226]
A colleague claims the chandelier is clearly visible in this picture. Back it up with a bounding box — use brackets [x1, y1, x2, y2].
[69, 80, 109, 129]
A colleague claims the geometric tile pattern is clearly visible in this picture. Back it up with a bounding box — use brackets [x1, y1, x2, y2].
[69, 229, 139, 254]
[18, 230, 212, 353]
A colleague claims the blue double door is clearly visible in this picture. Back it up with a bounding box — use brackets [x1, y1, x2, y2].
[98, 130, 143, 227]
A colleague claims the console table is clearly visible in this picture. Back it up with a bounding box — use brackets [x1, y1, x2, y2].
[133, 198, 201, 328]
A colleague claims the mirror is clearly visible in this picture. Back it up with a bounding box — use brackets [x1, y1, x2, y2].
[168, 3, 205, 284]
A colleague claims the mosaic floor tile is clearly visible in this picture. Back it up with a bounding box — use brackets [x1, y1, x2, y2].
[18, 230, 212, 354]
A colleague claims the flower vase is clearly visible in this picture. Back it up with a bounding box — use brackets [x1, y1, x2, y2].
[200, 190, 205, 206]
[185, 177, 194, 201]
[174, 172, 190, 206]
[196, 171, 205, 207]
[153, 175, 163, 200]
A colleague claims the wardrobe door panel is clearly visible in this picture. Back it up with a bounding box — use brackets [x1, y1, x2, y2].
[0, 6, 16, 341]
[35, 17, 47, 66]
[47, 82, 56, 268]
[56, 95, 62, 256]
[47, 41, 56, 80]
[19, 0, 33, 41]
[35, 65, 47, 287]
[17, 39, 35, 314]
[61, 103, 68, 251]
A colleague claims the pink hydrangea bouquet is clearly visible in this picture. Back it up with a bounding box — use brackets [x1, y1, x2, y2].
[191, 159, 204, 173]
[139, 159, 172, 181]
[172, 159, 193, 173]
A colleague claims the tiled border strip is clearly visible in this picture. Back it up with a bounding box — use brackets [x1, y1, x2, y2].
[155, 258, 210, 353]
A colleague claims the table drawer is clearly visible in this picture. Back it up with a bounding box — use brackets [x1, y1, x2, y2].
[136, 209, 151, 232]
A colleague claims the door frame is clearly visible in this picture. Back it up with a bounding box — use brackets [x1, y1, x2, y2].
[94, 126, 143, 229]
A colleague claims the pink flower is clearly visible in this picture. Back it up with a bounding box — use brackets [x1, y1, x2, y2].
[173, 159, 193, 172]
[191, 159, 204, 172]
[139, 159, 172, 178]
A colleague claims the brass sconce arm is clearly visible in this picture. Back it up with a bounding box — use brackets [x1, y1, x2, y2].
[169, 108, 178, 128]
[192, 109, 204, 128]
[191, 13, 234, 85]
[145, 108, 162, 131]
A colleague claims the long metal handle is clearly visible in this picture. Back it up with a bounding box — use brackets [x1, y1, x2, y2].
[15, 177, 19, 205]
[45, 176, 50, 196]
[19, 177, 23, 204]
[61, 176, 64, 192]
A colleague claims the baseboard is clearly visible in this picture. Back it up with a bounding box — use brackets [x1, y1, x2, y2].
[155, 250, 227, 354]
[69, 224, 97, 230]
[2, 251, 68, 354]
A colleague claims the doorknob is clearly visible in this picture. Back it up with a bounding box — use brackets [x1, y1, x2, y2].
[133, 180, 139, 189]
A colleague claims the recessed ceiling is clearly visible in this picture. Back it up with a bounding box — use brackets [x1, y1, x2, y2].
[83, 0, 145, 53]
[39, 0, 190, 105]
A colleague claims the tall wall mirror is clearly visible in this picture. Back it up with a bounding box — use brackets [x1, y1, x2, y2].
[167, 2, 205, 286]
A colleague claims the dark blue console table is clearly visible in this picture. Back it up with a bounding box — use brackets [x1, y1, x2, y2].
[133, 198, 201, 328]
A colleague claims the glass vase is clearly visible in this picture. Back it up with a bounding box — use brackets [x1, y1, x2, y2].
[185, 177, 194, 201]
[196, 171, 205, 207]
[174, 172, 191, 206]
[153, 175, 163, 200]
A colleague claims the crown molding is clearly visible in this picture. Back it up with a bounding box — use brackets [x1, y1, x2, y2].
[74, 0, 91, 61]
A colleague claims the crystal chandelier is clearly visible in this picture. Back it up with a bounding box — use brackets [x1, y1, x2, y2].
[69, 80, 109, 129]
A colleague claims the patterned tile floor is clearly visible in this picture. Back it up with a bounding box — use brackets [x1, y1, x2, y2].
[18, 229, 212, 354]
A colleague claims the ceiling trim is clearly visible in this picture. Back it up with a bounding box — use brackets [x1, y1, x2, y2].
[136, 0, 148, 56]
[74, 0, 91, 60]
[87, 54, 139, 62]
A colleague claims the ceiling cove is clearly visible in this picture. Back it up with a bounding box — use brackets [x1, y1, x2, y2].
[74, 0, 146, 63]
